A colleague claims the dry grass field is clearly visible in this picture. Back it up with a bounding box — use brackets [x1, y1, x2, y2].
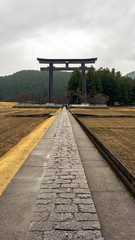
[0, 102, 57, 116]
[70, 106, 135, 115]
[70, 107, 135, 176]
[0, 102, 57, 157]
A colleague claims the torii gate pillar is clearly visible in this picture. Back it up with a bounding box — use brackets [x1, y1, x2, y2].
[81, 63, 87, 103]
[49, 63, 53, 103]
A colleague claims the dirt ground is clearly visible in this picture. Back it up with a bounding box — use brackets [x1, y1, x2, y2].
[70, 107, 135, 176]
[0, 102, 58, 158]
[70, 107, 135, 115]
[0, 102, 58, 116]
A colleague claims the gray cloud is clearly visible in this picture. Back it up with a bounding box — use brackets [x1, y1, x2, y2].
[0, 0, 135, 75]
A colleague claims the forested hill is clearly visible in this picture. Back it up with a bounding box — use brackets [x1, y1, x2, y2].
[67, 68, 135, 106]
[0, 70, 71, 102]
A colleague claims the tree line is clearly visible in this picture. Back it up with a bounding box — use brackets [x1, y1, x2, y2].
[0, 68, 135, 106]
[67, 68, 135, 106]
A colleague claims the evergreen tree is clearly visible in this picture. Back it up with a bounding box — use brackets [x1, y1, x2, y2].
[67, 71, 82, 103]
[67, 71, 82, 91]
[86, 70, 102, 98]
[131, 80, 135, 105]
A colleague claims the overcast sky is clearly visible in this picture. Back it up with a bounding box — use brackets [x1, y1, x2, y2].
[0, 0, 135, 76]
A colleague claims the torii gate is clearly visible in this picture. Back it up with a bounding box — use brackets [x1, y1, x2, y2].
[37, 58, 97, 103]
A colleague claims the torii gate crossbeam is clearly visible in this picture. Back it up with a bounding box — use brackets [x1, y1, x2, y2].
[37, 58, 97, 103]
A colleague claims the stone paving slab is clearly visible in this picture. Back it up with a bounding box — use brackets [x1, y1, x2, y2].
[25, 108, 104, 240]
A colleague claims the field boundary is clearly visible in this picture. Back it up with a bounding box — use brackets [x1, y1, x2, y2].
[72, 113, 135, 118]
[0, 113, 49, 117]
[13, 104, 61, 108]
[71, 112, 135, 198]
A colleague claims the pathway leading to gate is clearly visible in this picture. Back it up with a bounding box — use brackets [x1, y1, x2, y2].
[25, 108, 104, 240]
[0, 108, 135, 240]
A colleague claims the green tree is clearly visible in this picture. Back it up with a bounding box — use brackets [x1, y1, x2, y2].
[131, 80, 135, 105]
[86, 70, 102, 99]
[67, 71, 82, 103]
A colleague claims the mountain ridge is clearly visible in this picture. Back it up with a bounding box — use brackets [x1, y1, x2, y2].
[126, 71, 135, 79]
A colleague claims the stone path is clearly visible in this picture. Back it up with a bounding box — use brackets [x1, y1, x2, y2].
[25, 108, 104, 240]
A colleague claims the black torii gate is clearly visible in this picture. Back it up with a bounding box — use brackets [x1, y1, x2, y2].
[37, 58, 97, 103]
